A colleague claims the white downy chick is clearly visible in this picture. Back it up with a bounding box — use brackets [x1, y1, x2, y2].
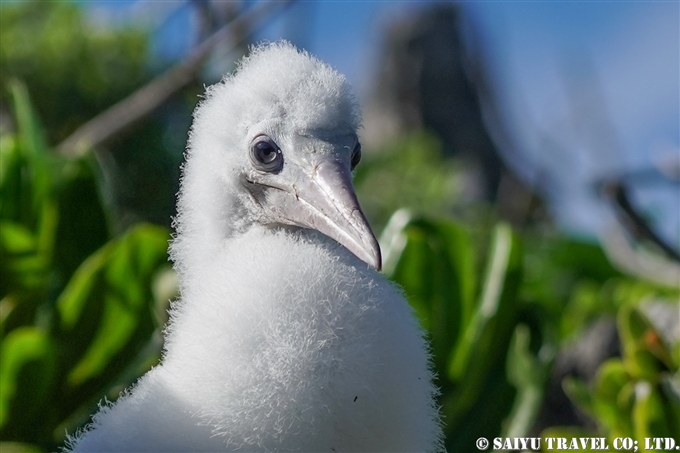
[67, 41, 443, 453]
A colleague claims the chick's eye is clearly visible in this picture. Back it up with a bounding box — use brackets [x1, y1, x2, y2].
[350, 142, 362, 170]
[251, 137, 283, 173]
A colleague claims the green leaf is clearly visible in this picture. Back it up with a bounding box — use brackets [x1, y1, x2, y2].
[563, 376, 593, 415]
[0, 82, 59, 302]
[0, 327, 57, 439]
[385, 214, 476, 377]
[618, 306, 668, 379]
[633, 382, 671, 439]
[53, 158, 110, 282]
[0, 294, 41, 341]
[443, 358, 516, 453]
[381, 215, 526, 447]
[0, 220, 51, 295]
[504, 323, 552, 438]
[9, 81, 49, 162]
[54, 223, 170, 418]
[619, 305, 650, 350]
[591, 359, 634, 436]
[6, 81, 52, 229]
[0, 134, 27, 224]
[448, 223, 521, 379]
[0, 222, 36, 255]
[445, 223, 523, 429]
[595, 360, 629, 402]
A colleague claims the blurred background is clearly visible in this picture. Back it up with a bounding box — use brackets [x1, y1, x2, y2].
[1, 1, 678, 452]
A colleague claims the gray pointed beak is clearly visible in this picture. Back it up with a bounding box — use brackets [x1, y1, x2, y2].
[275, 160, 381, 270]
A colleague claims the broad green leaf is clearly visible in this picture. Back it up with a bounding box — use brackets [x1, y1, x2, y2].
[386, 215, 476, 376]
[445, 223, 522, 428]
[0, 222, 36, 254]
[0, 327, 56, 439]
[591, 359, 633, 436]
[381, 214, 524, 449]
[6, 81, 52, 231]
[594, 360, 629, 402]
[0, 82, 59, 301]
[0, 221, 50, 297]
[448, 223, 521, 379]
[54, 224, 170, 419]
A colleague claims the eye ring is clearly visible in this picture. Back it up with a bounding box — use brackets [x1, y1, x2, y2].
[350, 142, 362, 171]
[250, 136, 283, 173]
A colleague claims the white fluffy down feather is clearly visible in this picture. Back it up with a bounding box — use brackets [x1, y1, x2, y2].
[67, 41, 443, 452]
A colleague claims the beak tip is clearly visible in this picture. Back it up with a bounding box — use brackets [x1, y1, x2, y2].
[374, 250, 382, 272]
[365, 241, 382, 272]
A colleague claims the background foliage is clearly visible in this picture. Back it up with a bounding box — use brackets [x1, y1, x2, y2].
[1, 83, 173, 452]
[1, 2, 678, 452]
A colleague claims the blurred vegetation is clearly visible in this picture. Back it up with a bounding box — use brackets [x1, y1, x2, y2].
[0, 83, 172, 452]
[0, 2, 678, 453]
[353, 132, 462, 233]
[542, 305, 680, 451]
[356, 132, 678, 452]
[0, 1, 149, 144]
[1, 1, 184, 230]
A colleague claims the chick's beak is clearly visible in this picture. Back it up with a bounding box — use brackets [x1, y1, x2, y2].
[275, 160, 381, 270]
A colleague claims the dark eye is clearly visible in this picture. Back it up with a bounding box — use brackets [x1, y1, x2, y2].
[250, 137, 283, 173]
[350, 142, 362, 170]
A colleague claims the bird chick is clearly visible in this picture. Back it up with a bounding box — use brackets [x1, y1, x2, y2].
[67, 41, 443, 453]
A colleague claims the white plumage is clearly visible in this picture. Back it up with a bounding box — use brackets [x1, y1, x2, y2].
[67, 41, 442, 452]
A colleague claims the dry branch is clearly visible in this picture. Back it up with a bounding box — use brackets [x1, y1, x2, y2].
[58, 0, 293, 157]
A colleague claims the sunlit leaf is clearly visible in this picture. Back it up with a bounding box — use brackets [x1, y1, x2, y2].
[385, 214, 477, 376]
[448, 223, 521, 380]
[0, 222, 50, 296]
[0, 327, 56, 438]
[54, 224, 169, 419]
[0, 222, 36, 255]
[590, 359, 633, 436]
